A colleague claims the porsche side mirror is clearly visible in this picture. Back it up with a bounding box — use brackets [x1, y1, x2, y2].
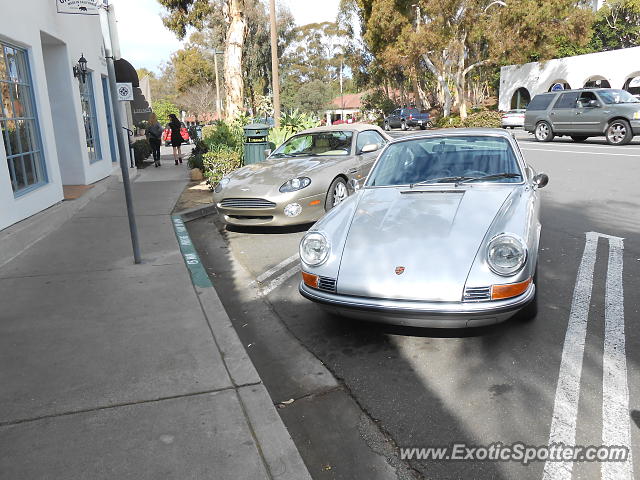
[360, 143, 379, 154]
[533, 172, 549, 189]
[348, 178, 362, 191]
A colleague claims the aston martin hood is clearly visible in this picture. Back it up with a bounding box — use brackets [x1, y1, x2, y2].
[223, 155, 348, 197]
[336, 186, 516, 302]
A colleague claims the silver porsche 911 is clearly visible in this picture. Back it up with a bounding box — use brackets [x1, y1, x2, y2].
[212, 124, 391, 226]
[298, 128, 549, 328]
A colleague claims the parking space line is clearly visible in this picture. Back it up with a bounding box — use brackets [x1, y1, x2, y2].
[255, 254, 299, 284]
[259, 265, 301, 296]
[520, 147, 640, 157]
[542, 232, 599, 480]
[602, 237, 633, 480]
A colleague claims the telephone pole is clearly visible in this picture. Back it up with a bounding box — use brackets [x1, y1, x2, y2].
[269, 0, 281, 127]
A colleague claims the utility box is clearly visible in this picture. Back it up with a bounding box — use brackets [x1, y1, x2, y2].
[243, 123, 271, 165]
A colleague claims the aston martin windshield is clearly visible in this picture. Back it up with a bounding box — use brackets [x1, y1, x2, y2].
[597, 89, 639, 104]
[271, 131, 353, 157]
[367, 136, 522, 187]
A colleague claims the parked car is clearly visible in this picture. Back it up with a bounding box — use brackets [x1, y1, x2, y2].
[524, 88, 640, 145]
[162, 127, 191, 146]
[384, 108, 431, 131]
[299, 128, 548, 328]
[501, 109, 526, 128]
[212, 124, 391, 227]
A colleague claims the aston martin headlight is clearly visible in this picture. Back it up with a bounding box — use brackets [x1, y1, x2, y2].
[487, 234, 527, 276]
[300, 232, 330, 266]
[214, 178, 230, 193]
[633, 111, 640, 120]
[280, 177, 311, 193]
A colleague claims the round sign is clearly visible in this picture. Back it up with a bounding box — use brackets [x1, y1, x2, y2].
[551, 83, 564, 91]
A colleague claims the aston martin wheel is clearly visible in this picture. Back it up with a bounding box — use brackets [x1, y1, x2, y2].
[325, 177, 348, 211]
[605, 119, 632, 145]
[535, 121, 554, 142]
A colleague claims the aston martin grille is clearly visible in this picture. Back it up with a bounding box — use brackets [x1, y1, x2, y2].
[463, 286, 491, 302]
[220, 198, 276, 209]
[318, 277, 337, 293]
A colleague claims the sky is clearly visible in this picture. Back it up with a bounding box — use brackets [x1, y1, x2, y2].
[110, 0, 341, 73]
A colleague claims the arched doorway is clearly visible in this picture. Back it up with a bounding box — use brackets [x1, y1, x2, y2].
[583, 76, 611, 88]
[510, 87, 530, 109]
[547, 80, 571, 92]
[623, 72, 640, 96]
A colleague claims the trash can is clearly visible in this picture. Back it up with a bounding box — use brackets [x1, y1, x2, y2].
[243, 123, 271, 165]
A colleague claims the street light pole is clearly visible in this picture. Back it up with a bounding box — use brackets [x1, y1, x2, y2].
[269, 0, 281, 127]
[213, 49, 222, 121]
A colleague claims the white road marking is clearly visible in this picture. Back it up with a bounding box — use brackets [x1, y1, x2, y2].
[518, 141, 640, 152]
[602, 236, 633, 480]
[254, 254, 299, 284]
[542, 232, 599, 480]
[259, 264, 301, 296]
[521, 147, 640, 157]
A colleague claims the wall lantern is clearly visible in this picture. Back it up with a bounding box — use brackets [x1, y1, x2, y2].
[73, 54, 88, 83]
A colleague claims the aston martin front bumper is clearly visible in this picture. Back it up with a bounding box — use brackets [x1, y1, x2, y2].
[299, 282, 536, 328]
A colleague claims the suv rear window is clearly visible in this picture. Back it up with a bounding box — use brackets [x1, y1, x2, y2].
[553, 92, 579, 109]
[527, 94, 554, 111]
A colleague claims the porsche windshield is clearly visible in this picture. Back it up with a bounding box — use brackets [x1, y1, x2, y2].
[271, 131, 353, 157]
[367, 136, 522, 187]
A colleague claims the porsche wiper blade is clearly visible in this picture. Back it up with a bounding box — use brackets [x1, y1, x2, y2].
[459, 173, 522, 184]
[410, 176, 472, 188]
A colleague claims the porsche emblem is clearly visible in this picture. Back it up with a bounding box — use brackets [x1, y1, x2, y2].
[395, 266, 405, 275]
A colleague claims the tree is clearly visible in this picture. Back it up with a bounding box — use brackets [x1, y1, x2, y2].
[158, 0, 246, 118]
[171, 46, 215, 93]
[152, 99, 180, 124]
[178, 83, 217, 122]
[590, 0, 640, 51]
[291, 80, 334, 115]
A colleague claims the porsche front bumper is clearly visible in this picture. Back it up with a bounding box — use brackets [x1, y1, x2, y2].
[299, 282, 536, 328]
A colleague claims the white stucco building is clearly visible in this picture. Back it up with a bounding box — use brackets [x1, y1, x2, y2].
[0, 0, 126, 230]
[499, 46, 640, 111]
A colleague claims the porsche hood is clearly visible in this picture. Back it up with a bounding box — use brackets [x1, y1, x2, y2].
[336, 186, 517, 302]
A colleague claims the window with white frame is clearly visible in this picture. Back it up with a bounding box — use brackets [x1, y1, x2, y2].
[1, 42, 47, 194]
[79, 73, 101, 163]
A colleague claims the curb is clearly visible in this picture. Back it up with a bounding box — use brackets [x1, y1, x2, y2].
[171, 212, 312, 480]
[0, 175, 116, 269]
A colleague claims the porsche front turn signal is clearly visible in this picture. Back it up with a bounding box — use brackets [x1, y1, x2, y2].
[302, 272, 319, 288]
[491, 278, 532, 300]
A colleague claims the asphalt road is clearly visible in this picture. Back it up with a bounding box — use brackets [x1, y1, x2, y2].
[188, 128, 640, 480]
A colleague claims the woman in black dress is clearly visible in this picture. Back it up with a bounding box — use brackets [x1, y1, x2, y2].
[168, 114, 184, 165]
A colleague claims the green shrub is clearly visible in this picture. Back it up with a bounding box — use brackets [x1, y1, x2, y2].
[267, 110, 320, 149]
[132, 139, 151, 165]
[435, 115, 463, 128]
[203, 146, 242, 190]
[462, 110, 502, 128]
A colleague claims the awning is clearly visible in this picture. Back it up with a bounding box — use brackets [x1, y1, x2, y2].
[114, 58, 139, 87]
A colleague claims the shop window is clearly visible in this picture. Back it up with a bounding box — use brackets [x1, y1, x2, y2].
[79, 73, 101, 163]
[1, 42, 47, 194]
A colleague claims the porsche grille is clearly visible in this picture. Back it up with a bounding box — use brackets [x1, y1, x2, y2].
[220, 198, 276, 209]
[318, 277, 337, 293]
[463, 286, 491, 302]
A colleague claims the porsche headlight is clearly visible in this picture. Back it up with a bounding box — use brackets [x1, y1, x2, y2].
[280, 177, 311, 193]
[300, 232, 330, 266]
[487, 234, 527, 276]
[214, 178, 230, 193]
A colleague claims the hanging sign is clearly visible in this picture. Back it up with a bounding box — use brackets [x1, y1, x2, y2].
[116, 83, 134, 101]
[56, 0, 100, 15]
[551, 83, 565, 92]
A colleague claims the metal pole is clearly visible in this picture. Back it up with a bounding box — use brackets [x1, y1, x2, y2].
[269, 0, 281, 127]
[213, 50, 222, 121]
[105, 4, 142, 264]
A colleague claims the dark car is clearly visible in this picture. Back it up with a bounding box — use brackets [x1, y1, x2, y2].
[524, 88, 640, 145]
[384, 108, 431, 131]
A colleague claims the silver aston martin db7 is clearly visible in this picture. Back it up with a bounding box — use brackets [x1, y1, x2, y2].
[212, 124, 391, 226]
[299, 128, 548, 328]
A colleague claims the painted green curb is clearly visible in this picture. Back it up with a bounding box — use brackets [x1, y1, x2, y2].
[171, 215, 212, 288]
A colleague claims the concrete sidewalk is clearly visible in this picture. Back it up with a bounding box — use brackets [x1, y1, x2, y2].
[0, 158, 311, 479]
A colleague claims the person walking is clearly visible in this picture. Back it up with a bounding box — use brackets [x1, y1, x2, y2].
[168, 113, 184, 165]
[146, 113, 163, 167]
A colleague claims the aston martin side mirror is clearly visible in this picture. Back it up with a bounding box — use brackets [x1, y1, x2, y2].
[360, 143, 379, 154]
[348, 178, 362, 191]
[264, 149, 272, 158]
[533, 172, 549, 189]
